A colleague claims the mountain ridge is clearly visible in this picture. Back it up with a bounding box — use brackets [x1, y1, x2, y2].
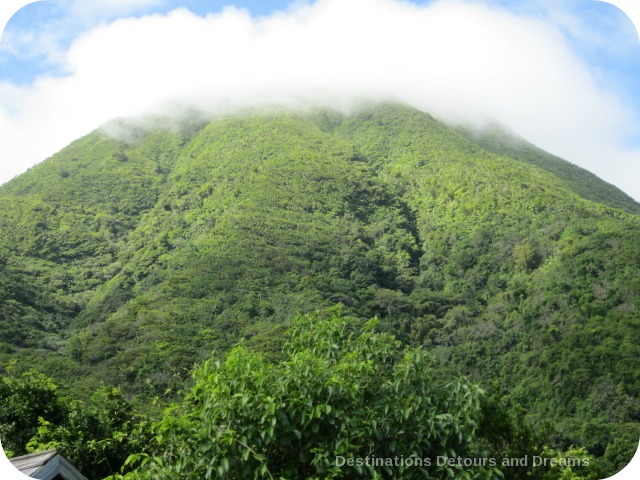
[453, 121, 640, 214]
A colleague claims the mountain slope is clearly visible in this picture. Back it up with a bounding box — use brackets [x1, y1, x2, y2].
[0, 103, 638, 468]
[455, 123, 640, 214]
[0, 125, 193, 356]
[334, 105, 640, 458]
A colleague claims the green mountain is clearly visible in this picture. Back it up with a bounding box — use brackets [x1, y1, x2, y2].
[1, 103, 638, 473]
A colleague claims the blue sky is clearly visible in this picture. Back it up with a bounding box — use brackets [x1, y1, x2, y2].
[1, 0, 639, 200]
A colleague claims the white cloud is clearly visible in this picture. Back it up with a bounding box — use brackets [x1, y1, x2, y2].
[69, 0, 165, 19]
[1, 0, 639, 201]
[0, 27, 67, 67]
[0, 29, 34, 55]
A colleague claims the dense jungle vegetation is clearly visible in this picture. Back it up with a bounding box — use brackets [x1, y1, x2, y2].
[0, 103, 638, 479]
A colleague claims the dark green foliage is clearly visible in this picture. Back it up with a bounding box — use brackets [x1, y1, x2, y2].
[0, 367, 150, 478]
[0, 368, 66, 457]
[27, 387, 150, 480]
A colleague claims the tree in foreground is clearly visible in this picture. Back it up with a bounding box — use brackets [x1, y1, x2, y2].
[117, 308, 501, 479]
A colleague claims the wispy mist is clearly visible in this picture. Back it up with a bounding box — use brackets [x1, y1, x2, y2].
[1, 0, 638, 199]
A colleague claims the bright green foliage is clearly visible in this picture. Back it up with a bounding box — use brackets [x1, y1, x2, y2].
[118, 310, 497, 480]
[455, 123, 640, 214]
[536, 446, 597, 480]
[0, 123, 189, 361]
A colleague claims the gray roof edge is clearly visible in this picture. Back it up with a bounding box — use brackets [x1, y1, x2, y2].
[11, 450, 87, 480]
[9, 450, 58, 462]
[57, 455, 88, 480]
